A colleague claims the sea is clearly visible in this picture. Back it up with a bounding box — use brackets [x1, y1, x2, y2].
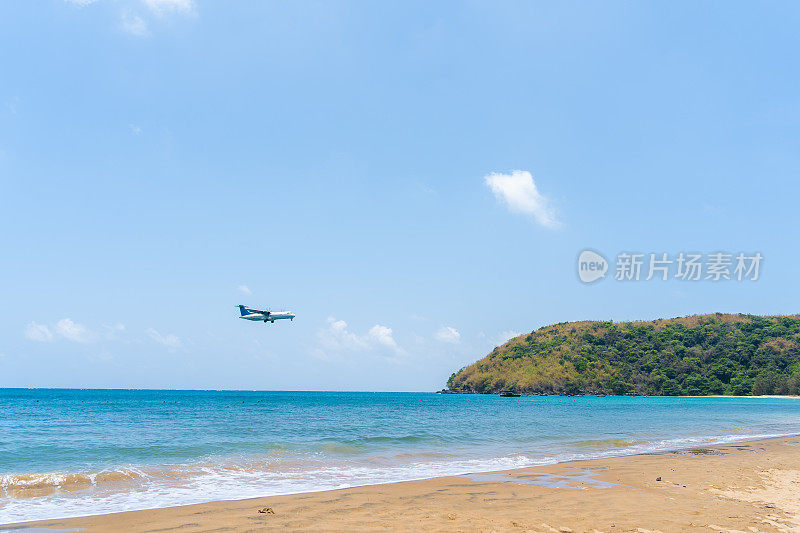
[2, 389, 800, 524]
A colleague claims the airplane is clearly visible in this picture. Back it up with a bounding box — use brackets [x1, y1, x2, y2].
[238, 305, 295, 324]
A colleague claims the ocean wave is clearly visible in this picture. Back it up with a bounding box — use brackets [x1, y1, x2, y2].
[315, 434, 456, 449]
[0, 469, 143, 499]
[570, 438, 639, 448]
[3, 429, 799, 525]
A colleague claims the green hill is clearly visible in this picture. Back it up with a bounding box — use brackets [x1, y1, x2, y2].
[447, 314, 800, 396]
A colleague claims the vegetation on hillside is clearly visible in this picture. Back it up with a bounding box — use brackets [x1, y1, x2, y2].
[447, 314, 800, 396]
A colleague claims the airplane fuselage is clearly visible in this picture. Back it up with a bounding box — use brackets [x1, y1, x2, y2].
[239, 311, 295, 323]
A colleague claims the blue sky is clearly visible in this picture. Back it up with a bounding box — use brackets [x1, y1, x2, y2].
[1, 1, 799, 390]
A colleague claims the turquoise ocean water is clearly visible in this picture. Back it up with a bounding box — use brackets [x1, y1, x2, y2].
[1, 389, 800, 523]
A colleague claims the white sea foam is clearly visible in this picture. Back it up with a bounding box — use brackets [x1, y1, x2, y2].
[1, 430, 796, 525]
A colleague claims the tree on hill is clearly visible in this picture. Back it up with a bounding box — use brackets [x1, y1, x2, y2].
[447, 314, 800, 396]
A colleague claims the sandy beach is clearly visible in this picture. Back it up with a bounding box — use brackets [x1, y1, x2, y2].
[7, 0, 800, 530]
[9, 436, 800, 533]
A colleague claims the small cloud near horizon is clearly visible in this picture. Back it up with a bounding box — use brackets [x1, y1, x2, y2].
[25, 319, 98, 343]
[55, 318, 96, 343]
[24, 322, 53, 342]
[103, 323, 126, 341]
[237, 284, 253, 296]
[484, 170, 560, 228]
[316, 317, 405, 358]
[435, 326, 461, 344]
[495, 330, 521, 346]
[146, 328, 182, 348]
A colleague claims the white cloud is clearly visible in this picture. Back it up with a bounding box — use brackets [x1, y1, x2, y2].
[495, 330, 521, 346]
[435, 326, 461, 344]
[25, 319, 99, 343]
[317, 318, 404, 356]
[318, 318, 368, 351]
[67, 1, 195, 37]
[121, 12, 150, 36]
[55, 318, 96, 343]
[484, 170, 559, 228]
[147, 328, 182, 348]
[144, 0, 195, 15]
[5, 97, 20, 115]
[129, 123, 143, 134]
[367, 325, 399, 350]
[237, 284, 252, 296]
[103, 323, 126, 340]
[25, 322, 53, 342]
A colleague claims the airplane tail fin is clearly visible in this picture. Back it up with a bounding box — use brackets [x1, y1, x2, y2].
[238, 305, 249, 316]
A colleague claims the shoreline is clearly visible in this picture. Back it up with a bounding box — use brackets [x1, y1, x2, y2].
[440, 391, 800, 399]
[10, 435, 800, 532]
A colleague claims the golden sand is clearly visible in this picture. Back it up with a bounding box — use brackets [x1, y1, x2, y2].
[12, 437, 800, 532]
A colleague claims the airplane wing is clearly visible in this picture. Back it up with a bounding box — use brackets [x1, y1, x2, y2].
[249, 308, 270, 315]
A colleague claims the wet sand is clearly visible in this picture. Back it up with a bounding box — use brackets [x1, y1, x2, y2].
[8, 437, 800, 532]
